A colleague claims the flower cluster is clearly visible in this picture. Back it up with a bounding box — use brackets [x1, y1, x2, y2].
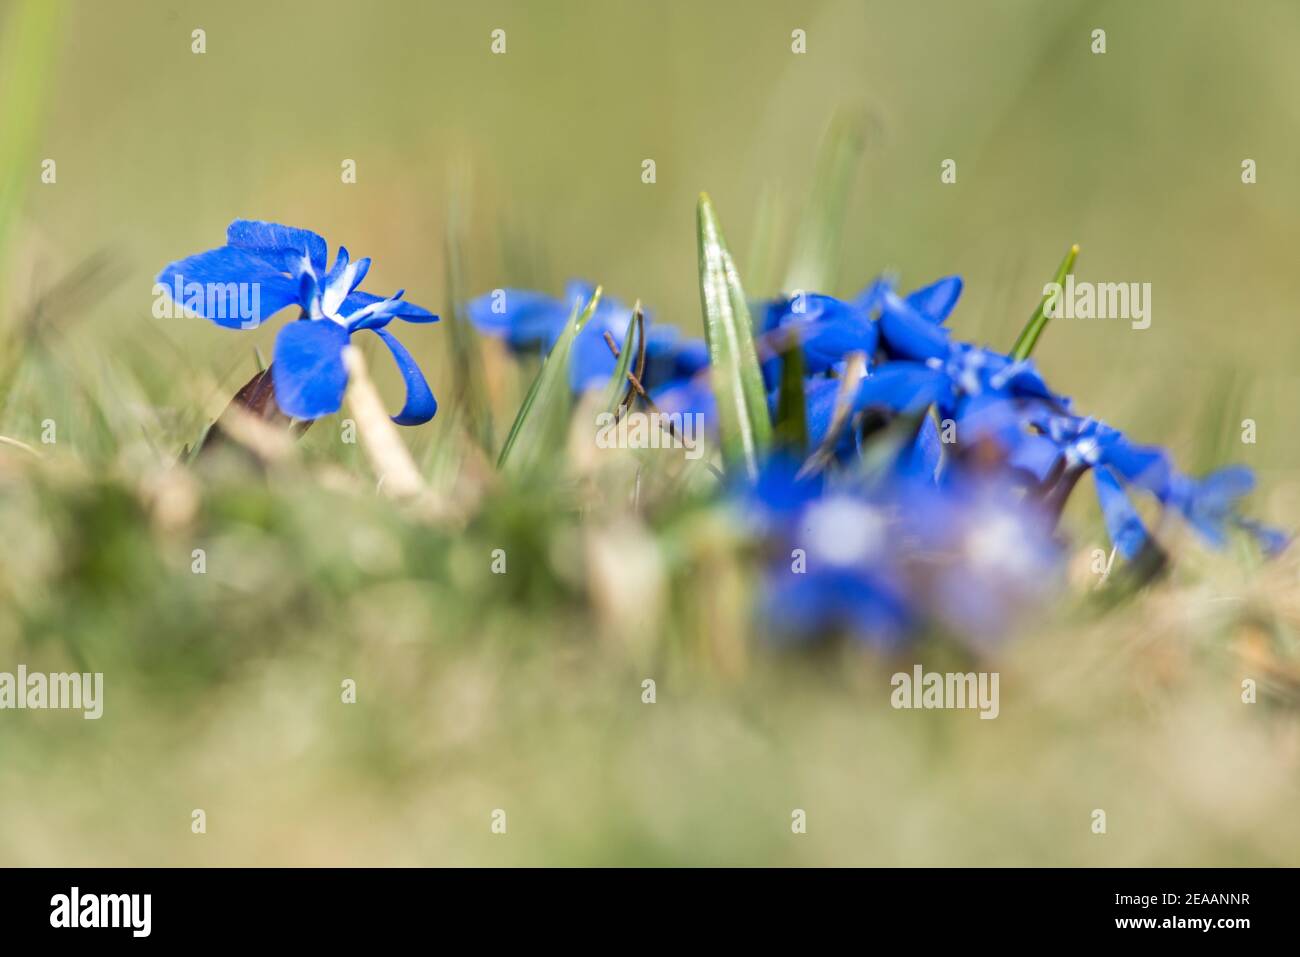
[742, 461, 1064, 650]
[157, 221, 1282, 649]
[470, 273, 1285, 646]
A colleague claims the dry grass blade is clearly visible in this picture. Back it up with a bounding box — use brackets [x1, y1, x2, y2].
[342, 345, 425, 500]
[797, 351, 866, 478]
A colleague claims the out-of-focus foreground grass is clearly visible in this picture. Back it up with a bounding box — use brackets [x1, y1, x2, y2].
[1, 0, 1299, 865]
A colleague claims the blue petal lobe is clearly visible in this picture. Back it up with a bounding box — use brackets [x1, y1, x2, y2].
[853, 363, 947, 414]
[878, 292, 951, 361]
[324, 245, 350, 288]
[1178, 466, 1256, 548]
[226, 220, 328, 275]
[1095, 465, 1149, 560]
[895, 413, 943, 482]
[804, 377, 856, 455]
[341, 290, 439, 326]
[905, 275, 963, 324]
[852, 276, 895, 316]
[156, 246, 301, 328]
[372, 328, 437, 425]
[570, 320, 621, 392]
[1006, 432, 1062, 484]
[272, 320, 351, 420]
[466, 289, 564, 347]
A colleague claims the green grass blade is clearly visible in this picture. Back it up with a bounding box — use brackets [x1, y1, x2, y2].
[601, 301, 640, 416]
[1010, 244, 1079, 361]
[0, 0, 63, 405]
[0, 0, 63, 295]
[497, 286, 602, 475]
[772, 327, 807, 458]
[697, 193, 772, 480]
[445, 205, 495, 453]
[744, 184, 783, 299]
[782, 109, 870, 295]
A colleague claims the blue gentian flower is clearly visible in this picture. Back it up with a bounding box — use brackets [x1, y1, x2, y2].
[759, 293, 877, 376]
[891, 476, 1064, 645]
[754, 276, 962, 381]
[846, 275, 1064, 432]
[761, 488, 914, 649]
[746, 462, 1063, 649]
[157, 220, 439, 424]
[1023, 413, 1286, 559]
[750, 276, 971, 464]
[467, 281, 701, 394]
[762, 276, 1055, 445]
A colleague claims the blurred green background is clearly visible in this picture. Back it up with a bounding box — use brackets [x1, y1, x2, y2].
[2, 0, 1299, 866]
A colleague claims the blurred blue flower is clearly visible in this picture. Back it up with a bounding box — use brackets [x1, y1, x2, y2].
[1023, 413, 1285, 559]
[761, 488, 914, 649]
[467, 281, 702, 394]
[750, 465, 1063, 649]
[754, 275, 963, 383]
[879, 475, 1064, 645]
[760, 293, 877, 377]
[157, 220, 438, 424]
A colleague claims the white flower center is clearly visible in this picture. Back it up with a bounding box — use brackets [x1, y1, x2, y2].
[803, 497, 887, 566]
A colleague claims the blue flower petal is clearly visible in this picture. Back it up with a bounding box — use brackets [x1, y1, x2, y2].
[761, 294, 877, 374]
[323, 245, 350, 289]
[802, 319, 878, 372]
[226, 220, 328, 276]
[272, 319, 351, 420]
[1177, 466, 1256, 548]
[764, 567, 910, 651]
[746, 456, 824, 523]
[1105, 440, 1174, 499]
[570, 320, 622, 392]
[466, 288, 568, 349]
[878, 292, 951, 361]
[895, 413, 942, 482]
[852, 276, 895, 316]
[156, 246, 301, 329]
[642, 330, 709, 390]
[320, 247, 372, 318]
[794, 298, 878, 372]
[668, 338, 710, 378]
[905, 275, 963, 324]
[1095, 465, 1149, 560]
[804, 377, 858, 457]
[371, 328, 437, 426]
[653, 375, 716, 431]
[1006, 432, 1062, 484]
[1194, 465, 1255, 503]
[341, 290, 438, 326]
[853, 363, 947, 414]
